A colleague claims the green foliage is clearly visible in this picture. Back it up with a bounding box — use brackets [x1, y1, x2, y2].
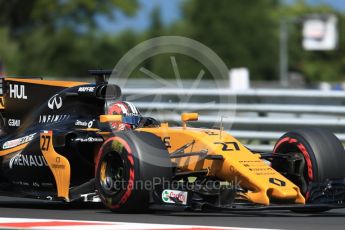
[279, 0, 345, 82]
[155, 0, 345, 82]
[0, 0, 345, 82]
[0, 0, 138, 76]
[0, 28, 19, 72]
[179, 0, 281, 80]
[0, 0, 138, 36]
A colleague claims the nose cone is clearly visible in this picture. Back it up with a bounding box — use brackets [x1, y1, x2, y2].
[268, 187, 305, 204]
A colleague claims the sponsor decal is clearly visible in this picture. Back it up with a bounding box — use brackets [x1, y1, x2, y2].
[51, 156, 65, 169]
[41, 182, 54, 187]
[3, 133, 36, 149]
[75, 120, 87, 126]
[74, 137, 104, 143]
[9, 153, 48, 169]
[9, 84, 27, 100]
[8, 119, 20, 127]
[32, 182, 40, 187]
[204, 130, 218, 136]
[161, 189, 188, 205]
[39, 114, 70, 123]
[78, 86, 95, 93]
[75, 119, 94, 128]
[48, 94, 62, 110]
[80, 193, 101, 202]
[12, 181, 30, 186]
[269, 178, 286, 187]
[214, 141, 240, 151]
[124, 113, 140, 116]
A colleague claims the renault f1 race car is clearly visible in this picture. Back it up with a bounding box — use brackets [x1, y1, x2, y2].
[0, 70, 345, 213]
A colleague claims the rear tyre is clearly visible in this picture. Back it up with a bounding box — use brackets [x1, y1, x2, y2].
[273, 128, 345, 212]
[95, 131, 172, 212]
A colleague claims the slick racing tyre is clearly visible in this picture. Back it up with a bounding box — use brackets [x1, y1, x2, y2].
[95, 131, 172, 212]
[273, 128, 345, 212]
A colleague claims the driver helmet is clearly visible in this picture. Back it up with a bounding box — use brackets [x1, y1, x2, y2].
[107, 101, 142, 130]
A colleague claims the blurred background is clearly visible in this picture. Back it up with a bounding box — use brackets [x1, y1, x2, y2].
[0, 0, 345, 89]
[2, 0, 345, 151]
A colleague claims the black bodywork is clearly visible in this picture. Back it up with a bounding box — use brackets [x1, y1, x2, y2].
[0, 72, 117, 200]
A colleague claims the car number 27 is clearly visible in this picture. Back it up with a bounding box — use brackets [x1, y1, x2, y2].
[41, 135, 51, 151]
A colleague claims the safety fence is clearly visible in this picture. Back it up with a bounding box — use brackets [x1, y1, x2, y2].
[121, 88, 345, 152]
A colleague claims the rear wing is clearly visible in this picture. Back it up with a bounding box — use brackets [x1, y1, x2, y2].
[0, 70, 113, 111]
[0, 71, 121, 136]
[0, 77, 87, 134]
[0, 76, 86, 109]
[0, 75, 44, 111]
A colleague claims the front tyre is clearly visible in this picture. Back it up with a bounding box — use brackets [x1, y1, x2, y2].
[273, 128, 345, 212]
[95, 131, 172, 212]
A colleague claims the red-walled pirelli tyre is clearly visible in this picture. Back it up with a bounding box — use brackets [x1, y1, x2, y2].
[273, 128, 345, 212]
[95, 131, 172, 212]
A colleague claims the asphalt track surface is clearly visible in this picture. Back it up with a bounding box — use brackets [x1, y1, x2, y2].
[0, 196, 345, 229]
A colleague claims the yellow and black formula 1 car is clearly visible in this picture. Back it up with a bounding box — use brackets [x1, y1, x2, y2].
[0, 70, 345, 213]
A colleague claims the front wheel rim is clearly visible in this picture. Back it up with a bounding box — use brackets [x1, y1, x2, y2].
[99, 152, 126, 196]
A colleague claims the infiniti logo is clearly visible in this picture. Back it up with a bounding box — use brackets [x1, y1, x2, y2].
[48, 94, 62, 110]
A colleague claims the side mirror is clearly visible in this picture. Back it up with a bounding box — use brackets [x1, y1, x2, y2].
[100, 115, 122, 123]
[181, 113, 198, 128]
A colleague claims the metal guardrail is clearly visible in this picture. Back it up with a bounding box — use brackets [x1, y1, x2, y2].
[145, 114, 345, 128]
[232, 131, 345, 152]
[230, 130, 345, 141]
[133, 102, 345, 115]
[122, 88, 345, 152]
[123, 88, 345, 98]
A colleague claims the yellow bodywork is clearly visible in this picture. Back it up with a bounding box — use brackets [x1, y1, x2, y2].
[0, 96, 4, 110]
[37, 113, 305, 205]
[139, 119, 305, 205]
[40, 131, 71, 201]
